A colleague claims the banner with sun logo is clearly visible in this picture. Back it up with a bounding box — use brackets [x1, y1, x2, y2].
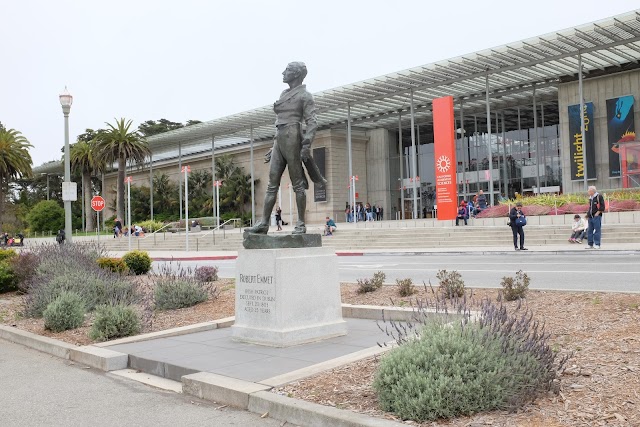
[433, 96, 458, 221]
[606, 95, 636, 178]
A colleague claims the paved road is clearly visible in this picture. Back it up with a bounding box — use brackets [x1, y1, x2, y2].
[156, 252, 640, 293]
[0, 340, 285, 427]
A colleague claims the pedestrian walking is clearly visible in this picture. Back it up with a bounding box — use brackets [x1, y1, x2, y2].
[275, 207, 283, 231]
[509, 202, 527, 251]
[585, 186, 605, 249]
[56, 229, 65, 245]
[114, 218, 122, 238]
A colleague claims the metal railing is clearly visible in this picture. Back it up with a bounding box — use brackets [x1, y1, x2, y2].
[195, 218, 243, 251]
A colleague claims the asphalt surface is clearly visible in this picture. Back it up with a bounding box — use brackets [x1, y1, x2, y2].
[0, 340, 286, 427]
[156, 252, 640, 293]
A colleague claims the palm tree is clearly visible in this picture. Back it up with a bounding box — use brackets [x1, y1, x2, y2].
[70, 140, 102, 231]
[0, 128, 33, 218]
[220, 167, 254, 216]
[152, 173, 179, 218]
[94, 119, 150, 224]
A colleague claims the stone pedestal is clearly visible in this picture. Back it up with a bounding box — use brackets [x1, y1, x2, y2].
[231, 247, 347, 347]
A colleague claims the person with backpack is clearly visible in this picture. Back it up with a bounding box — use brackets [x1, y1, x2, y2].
[586, 186, 605, 249]
[56, 229, 65, 245]
[509, 202, 527, 251]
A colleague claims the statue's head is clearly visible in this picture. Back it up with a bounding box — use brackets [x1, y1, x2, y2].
[283, 62, 307, 84]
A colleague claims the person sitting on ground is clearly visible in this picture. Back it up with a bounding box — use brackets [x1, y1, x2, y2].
[134, 224, 143, 237]
[122, 227, 129, 237]
[324, 216, 337, 236]
[455, 201, 468, 226]
[569, 214, 587, 243]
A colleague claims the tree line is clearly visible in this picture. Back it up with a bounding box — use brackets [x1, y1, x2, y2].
[0, 118, 255, 234]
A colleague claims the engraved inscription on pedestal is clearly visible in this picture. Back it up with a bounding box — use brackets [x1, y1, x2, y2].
[238, 274, 275, 317]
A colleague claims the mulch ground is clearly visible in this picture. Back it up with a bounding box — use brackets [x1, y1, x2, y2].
[2, 282, 639, 426]
[276, 284, 640, 427]
[0, 278, 236, 346]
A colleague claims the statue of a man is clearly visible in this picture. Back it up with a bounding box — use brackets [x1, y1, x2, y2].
[246, 62, 325, 235]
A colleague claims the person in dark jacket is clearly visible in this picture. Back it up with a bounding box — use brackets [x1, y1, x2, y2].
[56, 229, 65, 245]
[585, 186, 605, 249]
[509, 202, 527, 251]
[455, 201, 468, 226]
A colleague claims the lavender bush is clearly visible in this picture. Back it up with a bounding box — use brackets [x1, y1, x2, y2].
[151, 262, 218, 310]
[374, 289, 570, 422]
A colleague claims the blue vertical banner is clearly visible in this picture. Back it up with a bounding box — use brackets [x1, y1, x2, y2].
[568, 102, 596, 180]
[606, 95, 636, 178]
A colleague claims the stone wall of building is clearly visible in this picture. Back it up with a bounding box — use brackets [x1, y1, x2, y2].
[103, 129, 370, 226]
[558, 69, 640, 193]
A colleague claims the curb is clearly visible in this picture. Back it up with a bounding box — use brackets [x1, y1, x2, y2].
[0, 325, 76, 359]
[152, 255, 237, 261]
[248, 391, 405, 427]
[359, 250, 640, 256]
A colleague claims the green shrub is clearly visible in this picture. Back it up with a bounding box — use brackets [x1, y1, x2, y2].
[396, 278, 416, 297]
[375, 320, 555, 422]
[501, 270, 530, 301]
[26, 200, 65, 233]
[437, 269, 465, 298]
[154, 279, 208, 310]
[356, 271, 385, 294]
[137, 220, 165, 233]
[42, 292, 85, 332]
[89, 304, 141, 341]
[0, 249, 17, 262]
[25, 270, 137, 317]
[0, 261, 17, 293]
[97, 257, 129, 274]
[122, 251, 152, 275]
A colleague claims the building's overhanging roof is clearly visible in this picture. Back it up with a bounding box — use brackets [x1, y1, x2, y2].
[34, 10, 640, 175]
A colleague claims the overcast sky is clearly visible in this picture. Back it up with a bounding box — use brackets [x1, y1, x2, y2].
[2, 1, 638, 167]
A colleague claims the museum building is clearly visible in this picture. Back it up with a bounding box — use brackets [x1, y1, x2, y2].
[35, 10, 640, 224]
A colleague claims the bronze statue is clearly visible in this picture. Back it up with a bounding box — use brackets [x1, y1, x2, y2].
[246, 62, 326, 235]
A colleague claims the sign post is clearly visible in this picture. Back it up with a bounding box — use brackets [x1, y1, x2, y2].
[125, 177, 132, 251]
[182, 166, 191, 251]
[91, 195, 106, 243]
[351, 176, 358, 222]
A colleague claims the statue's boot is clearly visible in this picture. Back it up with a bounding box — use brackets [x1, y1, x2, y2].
[244, 222, 269, 234]
[291, 188, 306, 235]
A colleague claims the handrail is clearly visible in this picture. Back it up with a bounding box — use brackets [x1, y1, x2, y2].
[195, 218, 243, 250]
[140, 222, 174, 240]
[197, 218, 242, 239]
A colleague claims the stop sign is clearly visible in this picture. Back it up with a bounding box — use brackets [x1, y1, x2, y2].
[91, 196, 106, 212]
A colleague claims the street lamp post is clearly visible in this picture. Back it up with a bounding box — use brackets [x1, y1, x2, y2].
[59, 87, 73, 243]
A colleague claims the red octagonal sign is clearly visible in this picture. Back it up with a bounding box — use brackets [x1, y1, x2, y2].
[91, 195, 106, 212]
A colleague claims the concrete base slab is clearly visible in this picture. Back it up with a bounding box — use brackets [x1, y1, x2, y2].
[242, 233, 322, 249]
[182, 372, 271, 409]
[231, 320, 347, 347]
[248, 391, 406, 427]
[69, 346, 128, 371]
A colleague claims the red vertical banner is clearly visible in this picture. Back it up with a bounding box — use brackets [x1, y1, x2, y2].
[433, 96, 458, 221]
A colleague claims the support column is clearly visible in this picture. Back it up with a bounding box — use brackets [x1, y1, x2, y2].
[541, 102, 547, 187]
[533, 85, 540, 192]
[347, 104, 355, 222]
[250, 127, 255, 226]
[149, 153, 154, 221]
[578, 53, 588, 191]
[211, 135, 217, 227]
[496, 111, 501, 197]
[460, 99, 467, 198]
[409, 90, 418, 219]
[474, 115, 480, 193]
[178, 142, 183, 222]
[398, 113, 404, 220]
[501, 112, 508, 198]
[485, 74, 495, 206]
